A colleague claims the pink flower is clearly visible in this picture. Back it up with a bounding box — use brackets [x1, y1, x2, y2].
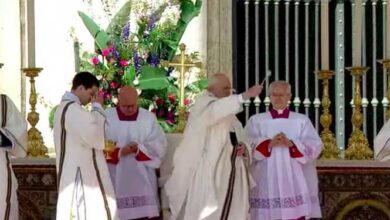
[91, 57, 100, 65]
[105, 93, 112, 100]
[99, 90, 106, 97]
[102, 48, 111, 56]
[184, 98, 191, 106]
[168, 94, 176, 104]
[110, 82, 119, 89]
[120, 60, 128, 67]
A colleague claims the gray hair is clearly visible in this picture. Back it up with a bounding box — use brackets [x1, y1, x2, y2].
[269, 81, 292, 95]
[207, 73, 230, 89]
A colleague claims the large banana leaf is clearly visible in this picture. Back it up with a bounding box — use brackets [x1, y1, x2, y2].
[106, 1, 132, 43]
[161, 0, 203, 60]
[138, 65, 169, 90]
[78, 11, 111, 50]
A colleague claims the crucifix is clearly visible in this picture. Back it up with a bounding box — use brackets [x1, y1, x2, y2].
[162, 43, 202, 132]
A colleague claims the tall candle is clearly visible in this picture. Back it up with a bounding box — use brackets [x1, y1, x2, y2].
[27, 0, 35, 67]
[353, 0, 362, 66]
[320, 0, 329, 69]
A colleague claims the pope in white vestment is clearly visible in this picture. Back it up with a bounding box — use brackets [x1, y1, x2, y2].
[165, 74, 263, 220]
[246, 81, 322, 220]
[374, 119, 390, 161]
[104, 86, 167, 220]
[0, 94, 27, 220]
[53, 72, 117, 220]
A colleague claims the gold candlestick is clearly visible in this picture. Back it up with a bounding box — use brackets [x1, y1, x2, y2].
[345, 66, 373, 159]
[161, 43, 202, 133]
[316, 70, 340, 159]
[22, 67, 48, 157]
[378, 59, 390, 120]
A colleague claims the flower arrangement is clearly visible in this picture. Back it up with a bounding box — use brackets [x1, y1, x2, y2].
[77, 0, 206, 132]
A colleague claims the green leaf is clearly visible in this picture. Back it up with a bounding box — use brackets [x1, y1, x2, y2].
[78, 11, 111, 50]
[138, 66, 169, 90]
[159, 0, 203, 60]
[123, 66, 136, 86]
[158, 120, 176, 133]
[48, 105, 58, 129]
[186, 78, 208, 93]
[138, 97, 153, 109]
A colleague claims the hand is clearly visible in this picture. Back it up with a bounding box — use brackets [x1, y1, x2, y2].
[279, 134, 294, 147]
[242, 84, 263, 100]
[269, 133, 289, 148]
[120, 142, 138, 157]
[92, 91, 104, 106]
[236, 142, 247, 157]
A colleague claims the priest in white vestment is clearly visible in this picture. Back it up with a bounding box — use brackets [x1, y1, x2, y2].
[53, 72, 117, 220]
[374, 119, 390, 161]
[0, 94, 27, 220]
[165, 73, 263, 220]
[105, 86, 167, 220]
[246, 81, 322, 220]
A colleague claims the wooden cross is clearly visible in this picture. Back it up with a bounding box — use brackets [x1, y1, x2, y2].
[162, 43, 202, 107]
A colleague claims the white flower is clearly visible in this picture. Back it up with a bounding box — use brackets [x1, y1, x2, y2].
[133, 77, 140, 85]
[158, 5, 181, 26]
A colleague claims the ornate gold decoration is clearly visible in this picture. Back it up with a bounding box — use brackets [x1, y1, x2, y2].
[161, 43, 202, 133]
[105, 140, 116, 152]
[378, 59, 390, 120]
[345, 66, 373, 159]
[335, 199, 390, 220]
[317, 70, 340, 159]
[22, 68, 48, 157]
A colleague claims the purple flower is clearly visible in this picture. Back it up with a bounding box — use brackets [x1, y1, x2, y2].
[150, 55, 160, 67]
[121, 23, 130, 42]
[133, 51, 141, 75]
[158, 109, 165, 117]
[143, 14, 156, 37]
[166, 110, 175, 124]
[111, 47, 120, 61]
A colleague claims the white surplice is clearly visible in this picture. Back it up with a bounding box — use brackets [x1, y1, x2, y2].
[165, 91, 251, 220]
[105, 107, 167, 220]
[0, 94, 27, 220]
[53, 92, 117, 220]
[374, 120, 390, 161]
[246, 111, 322, 220]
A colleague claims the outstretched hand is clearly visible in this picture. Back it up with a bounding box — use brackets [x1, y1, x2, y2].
[242, 84, 263, 100]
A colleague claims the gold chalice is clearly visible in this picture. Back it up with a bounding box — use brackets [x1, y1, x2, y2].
[104, 139, 116, 159]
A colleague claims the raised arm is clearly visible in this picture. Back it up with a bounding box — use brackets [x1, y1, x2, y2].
[66, 103, 106, 150]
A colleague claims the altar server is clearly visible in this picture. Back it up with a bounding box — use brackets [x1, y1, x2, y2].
[246, 81, 322, 220]
[105, 86, 167, 220]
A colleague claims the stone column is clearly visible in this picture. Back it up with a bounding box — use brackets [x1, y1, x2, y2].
[207, 0, 233, 78]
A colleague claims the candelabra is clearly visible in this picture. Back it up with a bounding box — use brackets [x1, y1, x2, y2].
[317, 70, 340, 159]
[22, 67, 48, 157]
[345, 67, 373, 159]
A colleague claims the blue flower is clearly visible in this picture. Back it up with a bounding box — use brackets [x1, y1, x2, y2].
[121, 23, 130, 42]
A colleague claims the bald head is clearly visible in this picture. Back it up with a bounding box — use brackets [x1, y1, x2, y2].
[207, 73, 232, 98]
[118, 86, 138, 116]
